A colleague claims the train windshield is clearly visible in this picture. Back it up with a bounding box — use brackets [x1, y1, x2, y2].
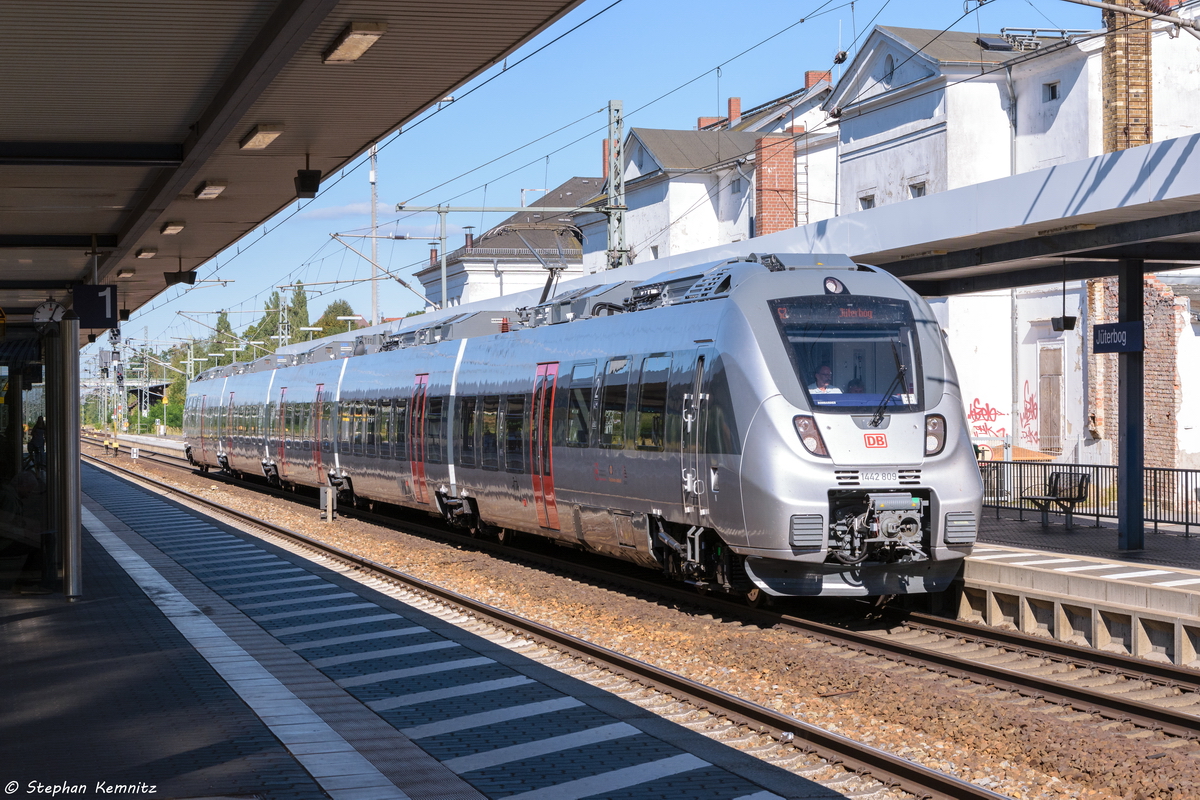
[770, 295, 923, 413]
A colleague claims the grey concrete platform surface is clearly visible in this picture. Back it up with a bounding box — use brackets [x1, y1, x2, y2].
[0, 463, 842, 800]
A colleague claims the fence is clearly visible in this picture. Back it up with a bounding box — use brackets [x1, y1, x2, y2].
[977, 460, 1200, 535]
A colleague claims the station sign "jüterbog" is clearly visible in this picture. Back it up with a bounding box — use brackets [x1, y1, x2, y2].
[1092, 321, 1144, 353]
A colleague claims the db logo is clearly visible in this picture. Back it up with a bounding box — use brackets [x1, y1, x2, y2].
[864, 433, 888, 448]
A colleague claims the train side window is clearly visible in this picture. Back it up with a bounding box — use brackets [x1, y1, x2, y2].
[458, 396, 478, 467]
[338, 402, 351, 454]
[480, 396, 500, 470]
[599, 357, 629, 448]
[393, 398, 408, 460]
[504, 394, 526, 472]
[365, 401, 378, 455]
[322, 400, 334, 453]
[636, 355, 672, 450]
[566, 363, 595, 447]
[426, 396, 446, 464]
[378, 400, 391, 458]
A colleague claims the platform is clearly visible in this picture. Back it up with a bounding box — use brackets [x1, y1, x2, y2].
[966, 511, 1200, 665]
[0, 463, 838, 800]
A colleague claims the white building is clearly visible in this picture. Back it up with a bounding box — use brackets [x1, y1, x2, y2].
[415, 177, 599, 308]
[576, 75, 839, 272]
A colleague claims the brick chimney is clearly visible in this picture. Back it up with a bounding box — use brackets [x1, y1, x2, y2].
[697, 116, 721, 129]
[754, 135, 796, 237]
[602, 138, 610, 181]
[429, 247, 438, 266]
[1102, 0, 1153, 153]
[727, 97, 741, 127]
[805, 70, 832, 89]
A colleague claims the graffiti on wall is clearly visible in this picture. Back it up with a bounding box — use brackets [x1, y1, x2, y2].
[1019, 380, 1039, 446]
[967, 397, 1006, 439]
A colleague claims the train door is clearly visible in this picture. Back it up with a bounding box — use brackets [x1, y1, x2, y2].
[681, 347, 712, 523]
[199, 395, 208, 462]
[314, 384, 325, 482]
[531, 363, 560, 529]
[277, 387, 289, 479]
[409, 375, 429, 504]
[224, 392, 235, 458]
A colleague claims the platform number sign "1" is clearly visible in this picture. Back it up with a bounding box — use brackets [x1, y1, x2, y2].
[72, 284, 119, 329]
[864, 433, 888, 448]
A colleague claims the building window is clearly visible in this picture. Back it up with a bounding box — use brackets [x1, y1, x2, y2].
[883, 54, 895, 82]
[731, 177, 742, 194]
[859, 195, 875, 210]
[650, 245, 660, 260]
[1043, 82, 1060, 102]
[909, 182, 926, 198]
[1038, 343, 1064, 454]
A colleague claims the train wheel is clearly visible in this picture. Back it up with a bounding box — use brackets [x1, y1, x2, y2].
[744, 586, 769, 608]
[496, 528, 519, 546]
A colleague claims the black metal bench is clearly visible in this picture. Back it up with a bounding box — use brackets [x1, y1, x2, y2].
[1022, 472, 1091, 530]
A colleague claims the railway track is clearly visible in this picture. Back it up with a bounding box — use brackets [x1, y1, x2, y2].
[87, 435, 1200, 741]
[85, 449, 1013, 800]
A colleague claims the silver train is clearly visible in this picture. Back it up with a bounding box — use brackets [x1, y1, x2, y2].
[184, 252, 983, 599]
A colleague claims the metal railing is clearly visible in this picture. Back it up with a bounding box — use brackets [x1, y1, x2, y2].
[977, 460, 1200, 535]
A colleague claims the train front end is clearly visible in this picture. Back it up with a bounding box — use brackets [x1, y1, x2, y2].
[730, 258, 982, 597]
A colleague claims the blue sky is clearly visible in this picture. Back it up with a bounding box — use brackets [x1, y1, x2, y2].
[115, 0, 1103, 358]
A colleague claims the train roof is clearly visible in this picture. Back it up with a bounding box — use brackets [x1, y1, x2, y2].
[193, 252, 870, 382]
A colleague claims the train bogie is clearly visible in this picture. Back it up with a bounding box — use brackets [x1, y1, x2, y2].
[185, 252, 983, 598]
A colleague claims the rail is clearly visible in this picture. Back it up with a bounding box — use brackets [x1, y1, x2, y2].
[977, 460, 1200, 535]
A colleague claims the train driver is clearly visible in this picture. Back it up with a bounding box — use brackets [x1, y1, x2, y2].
[808, 365, 841, 394]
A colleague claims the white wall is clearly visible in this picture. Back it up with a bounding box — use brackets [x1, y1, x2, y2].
[945, 74, 1013, 188]
[1177, 301, 1200, 469]
[1011, 46, 1094, 171]
[1154, 12, 1200, 141]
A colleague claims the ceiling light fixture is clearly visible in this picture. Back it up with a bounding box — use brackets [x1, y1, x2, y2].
[136, 248, 157, 258]
[116, 268, 136, 278]
[239, 124, 284, 150]
[322, 21, 387, 64]
[195, 181, 227, 200]
[160, 221, 185, 235]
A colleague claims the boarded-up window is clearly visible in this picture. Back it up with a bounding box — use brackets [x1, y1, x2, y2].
[1039, 344, 1063, 453]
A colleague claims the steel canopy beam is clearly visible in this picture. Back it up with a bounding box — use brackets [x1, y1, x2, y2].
[878, 209, 1200, 278]
[99, 0, 343, 283]
[901, 260, 1181, 296]
[0, 142, 182, 167]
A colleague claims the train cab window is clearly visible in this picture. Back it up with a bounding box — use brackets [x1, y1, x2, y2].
[458, 397, 478, 467]
[771, 295, 924, 414]
[426, 396, 446, 464]
[599, 357, 629, 448]
[378, 400, 391, 458]
[636, 355, 672, 450]
[566, 363, 595, 447]
[480, 396, 500, 470]
[504, 394, 526, 472]
[393, 398, 408, 460]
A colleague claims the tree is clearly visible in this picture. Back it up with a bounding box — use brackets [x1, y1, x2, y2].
[313, 299, 359, 338]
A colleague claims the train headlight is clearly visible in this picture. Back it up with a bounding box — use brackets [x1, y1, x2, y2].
[925, 414, 946, 456]
[793, 415, 829, 457]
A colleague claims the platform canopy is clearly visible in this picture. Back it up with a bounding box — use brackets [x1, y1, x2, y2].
[0, 0, 583, 342]
[582, 133, 1200, 296]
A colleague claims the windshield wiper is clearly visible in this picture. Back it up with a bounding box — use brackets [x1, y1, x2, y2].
[870, 341, 907, 428]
